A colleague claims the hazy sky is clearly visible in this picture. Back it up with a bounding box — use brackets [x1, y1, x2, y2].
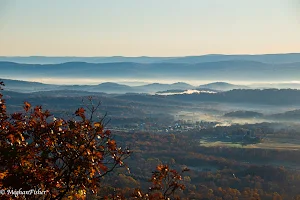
[0, 0, 300, 56]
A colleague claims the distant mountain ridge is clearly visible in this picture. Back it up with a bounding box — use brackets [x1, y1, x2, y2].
[3, 78, 300, 94]
[199, 82, 249, 91]
[1, 53, 300, 64]
[0, 78, 196, 94]
[2, 60, 300, 83]
[3, 79, 300, 105]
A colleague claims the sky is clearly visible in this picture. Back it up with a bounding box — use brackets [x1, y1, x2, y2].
[0, 0, 300, 56]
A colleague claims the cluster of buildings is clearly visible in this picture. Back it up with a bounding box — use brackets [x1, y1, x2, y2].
[109, 120, 217, 134]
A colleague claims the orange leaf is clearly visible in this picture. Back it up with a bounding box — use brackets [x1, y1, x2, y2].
[94, 122, 102, 128]
[7, 134, 15, 143]
[75, 107, 86, 119]
[24, 101, 31, 112]
[75, 107, 85, 115]
[0, 171, 8, 179]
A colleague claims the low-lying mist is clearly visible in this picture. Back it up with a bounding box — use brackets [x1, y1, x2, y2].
[173, 102, 300, 126]
[4, 76, 300, 88]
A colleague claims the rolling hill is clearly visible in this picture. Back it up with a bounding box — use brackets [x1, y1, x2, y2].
[1, 53, 300, 64]
[2, 60, 300, 83]
[224, 111, 264, 118]
[0, 78, 195, 94]
[199, 82, 249, 91]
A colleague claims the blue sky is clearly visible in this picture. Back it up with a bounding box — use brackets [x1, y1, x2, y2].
[0, 0, 300, 56]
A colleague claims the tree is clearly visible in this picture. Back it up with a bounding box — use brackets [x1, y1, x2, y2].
[132, 165, 189, 200]
[0, 81, 130, 199]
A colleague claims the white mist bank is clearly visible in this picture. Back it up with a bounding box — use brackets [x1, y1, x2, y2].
[5, 77, 300, 86]
[156, 90, 217, 95]
[2, 76, 300, 88]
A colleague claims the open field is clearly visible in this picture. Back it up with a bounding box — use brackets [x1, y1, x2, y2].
[200, 139, 300, 151]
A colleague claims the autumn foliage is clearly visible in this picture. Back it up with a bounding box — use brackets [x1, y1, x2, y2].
[132, 165, 188, 200]
[0, 81, 187, 200]
[0, 81, 131, 199]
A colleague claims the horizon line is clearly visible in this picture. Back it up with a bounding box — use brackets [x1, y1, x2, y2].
[1, 52, 300, 58]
